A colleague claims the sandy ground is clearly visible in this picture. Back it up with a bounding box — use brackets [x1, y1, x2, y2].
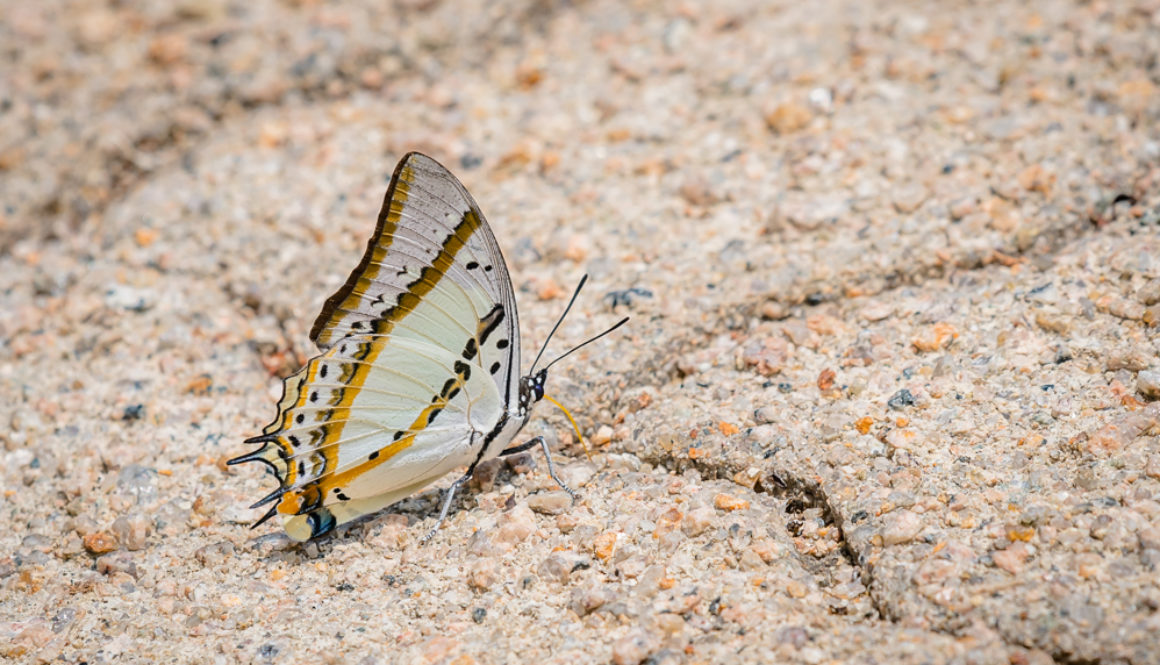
[3, 0, 1160, 663]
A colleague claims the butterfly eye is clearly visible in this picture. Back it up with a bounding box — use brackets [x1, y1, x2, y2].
[533, 369, 548, 401]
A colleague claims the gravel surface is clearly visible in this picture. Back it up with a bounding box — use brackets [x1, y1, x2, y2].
[3, 1, 1159, 664]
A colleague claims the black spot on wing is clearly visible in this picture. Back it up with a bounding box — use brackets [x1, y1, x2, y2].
[478, 305, 505, 346]
[453, 360, 471, 381]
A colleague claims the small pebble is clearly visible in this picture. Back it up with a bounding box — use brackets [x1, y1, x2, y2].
[96, 551, 139, 579]
[1137, 369, 1160, 400]
[764, 102, 812, 134]
[194, 541, 235, 567]
[911, 323, 957, 352]
[556, 513, 580, 534]
[1035, 312, 1071, 334]
[816, 368, 836, 391]
[713, 493, 750, 512]
[860, 302, 893, 322]
[677, 177, 719, 206]
[682, 506, 715, 536]
[467, 559, 499, 591]
[881, 510, 923, 546]
[111, 513, 150, 551]
[592, 531, 619, 561]
[569, 585, 614, 616]
[750, 538, 780, 564]
[1145, 455, 1160, 480]
[527, 491, 572, 515]
[83, 531, 118, 554]
[494, 504, 537, 545]
[993, 543, 1031, 574]
[557, 462, 597, 489]
[887, 389, 916, 410]
[1138, 281, 1160, 306]
[760, 300, 791, 320]
[611, 628, 657, 665]
[784, 579, 808, 598]
[504, 451, 535, 475]
[948, 197, 977, 220]
[892, 183, 928, 213]
[71, 514, 99, 537]
[592, 425, 614, 447]
[616, 555, 647, 579]
[1106, 350, 1151, 372]
[754, 406, 778, 424]
[116, 464, 158, 504]
[538, 552, 575, 582]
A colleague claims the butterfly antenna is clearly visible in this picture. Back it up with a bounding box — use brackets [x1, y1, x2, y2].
[530, 274, 589, 373]
[541, 316, 630, 373]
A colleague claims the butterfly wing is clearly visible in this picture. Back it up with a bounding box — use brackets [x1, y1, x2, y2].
[311, 153, 521, 409]
[232, 153, 523, 540]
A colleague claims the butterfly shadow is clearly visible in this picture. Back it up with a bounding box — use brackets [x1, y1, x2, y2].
[244, 453, 544, 561]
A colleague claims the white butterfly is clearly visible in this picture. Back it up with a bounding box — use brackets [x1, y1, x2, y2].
[230, 152, 626, 541]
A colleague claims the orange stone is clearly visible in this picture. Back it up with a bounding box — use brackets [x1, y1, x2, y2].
[714, 493, 750, 512]
[912, 322, 957, 352]
[816, 368, 836, 391]
[83, 531, 117, 554]
[134, 228, 158, 247]
[593, 531, 619, 561]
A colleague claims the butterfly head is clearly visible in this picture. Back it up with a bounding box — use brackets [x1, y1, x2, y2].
[519, 369, 549, 413]
[522, 274, 629, 420]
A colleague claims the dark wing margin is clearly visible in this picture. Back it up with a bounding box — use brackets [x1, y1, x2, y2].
[309, 152, 417, 349]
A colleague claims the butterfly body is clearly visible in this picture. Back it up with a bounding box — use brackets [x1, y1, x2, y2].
[231, 153, 546, 541]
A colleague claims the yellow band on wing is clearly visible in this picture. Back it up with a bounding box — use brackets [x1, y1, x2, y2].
[544, 393, 592, 461]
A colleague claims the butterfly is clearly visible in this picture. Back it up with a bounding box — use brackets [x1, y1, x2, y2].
[229, 152, 627, 542]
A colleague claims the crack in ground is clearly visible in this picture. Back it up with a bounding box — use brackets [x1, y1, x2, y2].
[638, 449, 887, 622]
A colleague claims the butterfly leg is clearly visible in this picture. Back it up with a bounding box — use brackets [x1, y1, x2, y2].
[502, 436, 578, 503]
[421, 472, 472, 543]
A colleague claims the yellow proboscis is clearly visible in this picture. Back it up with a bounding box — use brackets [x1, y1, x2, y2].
[544, 393, 592, 461]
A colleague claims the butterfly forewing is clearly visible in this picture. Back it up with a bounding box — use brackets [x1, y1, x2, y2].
[310, 154, 520, 404]
[233, 153, 523, 541]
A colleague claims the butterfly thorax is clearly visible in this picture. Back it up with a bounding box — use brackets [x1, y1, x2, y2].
[484, 369, 548, 459]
